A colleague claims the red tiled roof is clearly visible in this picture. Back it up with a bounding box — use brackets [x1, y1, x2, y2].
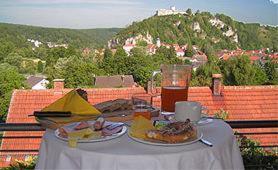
[0, 85, 277, 167]
[249, 56, 260, 61]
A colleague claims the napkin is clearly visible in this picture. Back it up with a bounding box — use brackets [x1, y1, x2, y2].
[130, 116, 155, 139]
[42, 89, 101, 115]
[38, 90, 101, 125]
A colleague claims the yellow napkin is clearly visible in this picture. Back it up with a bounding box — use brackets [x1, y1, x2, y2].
[130, 116, 155, 139]
[42, 89, 101, 115]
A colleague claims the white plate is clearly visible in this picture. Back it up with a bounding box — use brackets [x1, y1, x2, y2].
[55, 121, 127, 143]
[128, 130, 203, 146]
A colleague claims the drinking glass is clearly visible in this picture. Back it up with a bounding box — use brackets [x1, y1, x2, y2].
[132, 94, 152, 119]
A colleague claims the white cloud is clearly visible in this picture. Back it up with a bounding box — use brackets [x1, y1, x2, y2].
[269, 0, 278, 4]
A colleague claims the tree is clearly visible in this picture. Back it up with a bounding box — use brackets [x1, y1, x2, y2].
[37, 61, 44, 73]
[47, 56, 105, 88]
[185, 43, 194, 57]
[263, 57, 278, 85]
[220, 55, 268, 85]
[0, 63, 26, 121]
[191, 56, 221, 86]
[4, 53, 23, 68]
[103, 48, 113, 59]
[201, 43, 215, 57]
[186, 8, 192, 16]
[114, 47, 127, 57]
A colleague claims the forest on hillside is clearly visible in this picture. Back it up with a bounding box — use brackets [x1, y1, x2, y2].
[0, 23, 121, 49]
[115, 11, 278, 51]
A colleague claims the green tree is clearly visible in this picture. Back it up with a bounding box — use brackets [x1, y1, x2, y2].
[47, 56, 104, 88]
[186, 8, 192, 16]
[37, 61, 44, 73]
[263, 57, 278, 85]
[220, 55, 268, 85]
[3, 53, 23, 68]
[114, 47, 127, 57]
[191, 56, 221, 86]
[103, 48, 113, 59]
[185, 43, 194, 57]
[0, 63, 26, 121]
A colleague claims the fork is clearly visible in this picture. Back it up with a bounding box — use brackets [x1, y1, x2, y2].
[105, 123, 124, 130]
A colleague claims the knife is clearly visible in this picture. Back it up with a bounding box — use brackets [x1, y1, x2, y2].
[199, 138, 213, 147]
[29, 111, 72, 117]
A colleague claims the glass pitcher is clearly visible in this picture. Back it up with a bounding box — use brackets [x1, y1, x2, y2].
[151, 64, 192, 113]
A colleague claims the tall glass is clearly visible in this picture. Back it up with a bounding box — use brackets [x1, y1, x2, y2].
[151, 64, 192, 113]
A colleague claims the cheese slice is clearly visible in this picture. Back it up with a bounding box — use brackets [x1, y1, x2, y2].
[67, 128, 101, 148]
[68, 138, 78, 148]
[130, 116, 155, 139]
[68, 128, 94, 139]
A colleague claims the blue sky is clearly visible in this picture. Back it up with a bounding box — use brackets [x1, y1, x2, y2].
[0, 0, 277, 29]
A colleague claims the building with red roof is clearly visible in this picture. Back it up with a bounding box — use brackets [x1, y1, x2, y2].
[0, 78, 277, 167]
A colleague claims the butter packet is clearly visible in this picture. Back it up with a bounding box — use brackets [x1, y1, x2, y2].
[153, 120, 170, 130]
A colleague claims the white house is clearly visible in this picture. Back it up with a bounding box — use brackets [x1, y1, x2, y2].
[176, 49, 185, 57]
[123, 44, 135, 54]
[27, 76, 49, 90]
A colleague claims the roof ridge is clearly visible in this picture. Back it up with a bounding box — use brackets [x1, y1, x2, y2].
[224, 85, 278, 90]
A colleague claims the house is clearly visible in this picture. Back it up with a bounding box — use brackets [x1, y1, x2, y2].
[249, 56, 260, 63]
[26, 76, 49, 90]
[147, 44, 156, 55]
[176, 49, 185, 57]
[82, 48, 91, 56]
[123, 44, 135, 54]
[94, 75, 136, 88]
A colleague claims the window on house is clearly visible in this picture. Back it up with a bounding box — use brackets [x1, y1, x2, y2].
[5, 155, 11, 162]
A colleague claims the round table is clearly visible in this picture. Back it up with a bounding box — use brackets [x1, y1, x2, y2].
[35, 120, 244, 170]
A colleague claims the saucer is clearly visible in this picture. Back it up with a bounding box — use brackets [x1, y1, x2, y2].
[197, 118, 213, 126]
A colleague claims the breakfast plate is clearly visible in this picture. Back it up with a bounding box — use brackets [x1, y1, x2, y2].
[128, 129, 203, 146]
[55, 121, 127, 143]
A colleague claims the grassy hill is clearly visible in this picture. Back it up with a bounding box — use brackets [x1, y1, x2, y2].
[114, 12, 278, 51]
[0, 23, 121, 48]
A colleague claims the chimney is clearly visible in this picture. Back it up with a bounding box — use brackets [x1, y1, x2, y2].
[212, 74, 222, 96]
[53, 79, 64, 90]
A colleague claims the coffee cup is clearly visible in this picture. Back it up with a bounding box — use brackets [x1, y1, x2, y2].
[174, 101, 202, 122]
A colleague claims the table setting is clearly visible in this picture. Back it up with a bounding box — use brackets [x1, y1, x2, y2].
[35, 64, 244, 170]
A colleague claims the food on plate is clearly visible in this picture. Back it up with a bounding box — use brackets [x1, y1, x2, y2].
[57, 119, 125, 147]
[94, 117, 105, 130]
[61, 127, 101, 148]
[102, 125, 123, 136]
[58, 127, 68, 138]
[93, 99, 133, 113]
[153, 120, 170, 130]
[74, 121, 90, 130]
[146, 119, 197, 143]
[130, 116, 155, 139]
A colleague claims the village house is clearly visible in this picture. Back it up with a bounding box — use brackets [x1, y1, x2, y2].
[26, 76, 49, 90]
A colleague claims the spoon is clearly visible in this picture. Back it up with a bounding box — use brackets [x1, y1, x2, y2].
[199, 138, 213, 147]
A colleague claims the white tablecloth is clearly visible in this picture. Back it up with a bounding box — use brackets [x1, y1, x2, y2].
[36, 120, 244, 170]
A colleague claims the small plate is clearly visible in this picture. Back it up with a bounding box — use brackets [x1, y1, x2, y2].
[55, 121, 127, 143]
[128, 130, 203, 146]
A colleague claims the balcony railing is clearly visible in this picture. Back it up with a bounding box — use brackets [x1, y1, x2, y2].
[0, 120, 277, 168]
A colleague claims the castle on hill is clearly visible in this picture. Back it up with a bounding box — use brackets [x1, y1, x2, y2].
[156, 6, 187, 16]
